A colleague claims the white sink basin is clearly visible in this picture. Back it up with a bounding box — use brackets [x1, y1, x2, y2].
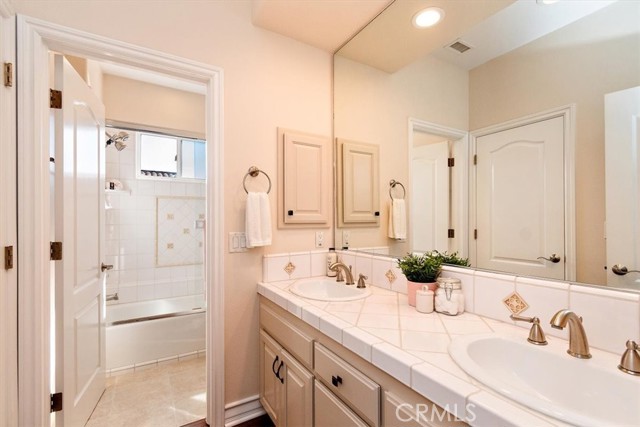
[449, 334, 640, 427]
[289, 278, 371, 301]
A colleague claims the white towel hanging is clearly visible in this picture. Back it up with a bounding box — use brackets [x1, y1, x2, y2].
[246, 192, 272, 247]
[388, 199, 407, 240]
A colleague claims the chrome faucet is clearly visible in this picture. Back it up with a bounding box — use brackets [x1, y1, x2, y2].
[550, 309, 591, 359]
[329, 262, 354, 285]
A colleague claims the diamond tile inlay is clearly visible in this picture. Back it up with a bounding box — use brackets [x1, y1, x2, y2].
[503, 292, 529, 315]
[284, 262, 296, 275]
[157, 197, 205, 267]
[385, 269, 397, 284]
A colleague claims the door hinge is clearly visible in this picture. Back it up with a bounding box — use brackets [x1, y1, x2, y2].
[448, 157, 455, 167]
[50, 89, 62, 109]
[448, 229, 455, 238]
[473, 154, 477, 165]
[50, 241, 63, 261]
[474, 229, 478, 240]
[50, 392, 63, 413]
[3, 63, 13, 87]
[4, 246, 13, 270]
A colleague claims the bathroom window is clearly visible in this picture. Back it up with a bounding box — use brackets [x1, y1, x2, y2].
[137, 132, 205, 180]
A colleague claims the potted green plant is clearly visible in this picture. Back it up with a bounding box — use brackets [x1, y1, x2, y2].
[397, 251, 470, 306]
[396, 252, 442, 306]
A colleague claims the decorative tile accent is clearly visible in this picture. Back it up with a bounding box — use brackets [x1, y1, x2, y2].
[385, 269, 397, 284]
[502, 292, 529, 315]
[157, 197, 205, 266]
[284, 261, 296, 275]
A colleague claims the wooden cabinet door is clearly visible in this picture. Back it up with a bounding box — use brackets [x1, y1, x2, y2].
[339, 139, 380, 224]
[260, 330, 284, 425]
[282, 350, 313, 427]
[279, 129, 331, 226]
[315, 380, 369, 427]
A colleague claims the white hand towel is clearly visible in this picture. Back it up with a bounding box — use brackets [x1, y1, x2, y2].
[245, 192, 272, 248]
[387, 199, 407, 240]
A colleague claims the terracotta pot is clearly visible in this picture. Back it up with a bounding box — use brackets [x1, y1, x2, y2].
[407, 281, 437, 306]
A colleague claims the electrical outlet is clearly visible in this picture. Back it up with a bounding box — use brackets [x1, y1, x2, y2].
[228, 232, 248, 253]
[342, 230, 350, 247]
[315, 231, 324, 248]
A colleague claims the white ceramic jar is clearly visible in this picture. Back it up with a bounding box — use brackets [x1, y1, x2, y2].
[415, 287, 434, 313]
[435, 277, 464, 316]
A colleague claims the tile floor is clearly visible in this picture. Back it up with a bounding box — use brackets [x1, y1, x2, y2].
[87, 356, 206, 427]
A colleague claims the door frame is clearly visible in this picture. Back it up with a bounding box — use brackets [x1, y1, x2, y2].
[0, 1, 17, 425]
[469, 105, 576, 282]
[408, 118, 469, 257]
[16, 15, 225, 426]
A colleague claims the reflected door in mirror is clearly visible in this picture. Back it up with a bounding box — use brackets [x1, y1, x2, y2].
[605, 86, 640, 289]
[475, 116, 565, 280]
[411, 137, 449, 253]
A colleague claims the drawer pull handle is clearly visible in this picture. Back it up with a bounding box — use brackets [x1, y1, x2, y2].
[272, 355, 280, 377]
[276, 361, 284, 384]
[331, 375, 342, 387]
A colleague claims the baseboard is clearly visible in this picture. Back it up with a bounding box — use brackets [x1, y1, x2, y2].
[224, 395, 266, 427]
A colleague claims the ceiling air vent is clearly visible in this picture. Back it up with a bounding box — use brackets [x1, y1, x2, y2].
[449, 40, 472, 54]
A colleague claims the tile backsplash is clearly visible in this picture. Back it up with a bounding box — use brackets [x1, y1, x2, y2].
[261, 249, 640, 354]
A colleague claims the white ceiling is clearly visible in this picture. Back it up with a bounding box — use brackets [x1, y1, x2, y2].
[251, 0, 392, 52]
[252, 0, 619, 73]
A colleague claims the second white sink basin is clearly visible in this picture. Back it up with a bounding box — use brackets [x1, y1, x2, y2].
[289, 277, 371, 301]
[449, 333, 640, 427]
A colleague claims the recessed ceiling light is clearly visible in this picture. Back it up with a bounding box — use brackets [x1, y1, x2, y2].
[536, 0, 559, 4]
[412, 7, 445, 28]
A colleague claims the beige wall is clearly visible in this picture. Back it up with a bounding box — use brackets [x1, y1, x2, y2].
[13, 0, 332, 404]
[469, 1, 640, 284]
[103, 74, 205, 136]
[334, 54, 468, 252]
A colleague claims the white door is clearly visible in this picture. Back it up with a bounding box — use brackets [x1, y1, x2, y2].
[605, 86, 640, 288]
[411, 138, 449, 253]
[53, 55, 106, 427]
[475, 116, 565, 279]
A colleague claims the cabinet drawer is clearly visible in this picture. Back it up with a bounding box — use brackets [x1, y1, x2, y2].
[314, 343, 380, 427]
[314, 380, 368, 427]
[260, 303, 314, 367]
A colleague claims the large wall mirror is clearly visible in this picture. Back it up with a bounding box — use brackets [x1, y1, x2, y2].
[333, 0, 640, 290]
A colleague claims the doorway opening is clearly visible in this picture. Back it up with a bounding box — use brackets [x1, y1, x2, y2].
[17, 16, 224, 427]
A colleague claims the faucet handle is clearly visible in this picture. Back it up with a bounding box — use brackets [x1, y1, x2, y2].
[510, 314, 548, 345]
[357, 274, 367, 289]
[618, 340, 640, 375]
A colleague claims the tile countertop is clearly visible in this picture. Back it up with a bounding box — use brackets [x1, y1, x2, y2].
[257, 278, 621, 427]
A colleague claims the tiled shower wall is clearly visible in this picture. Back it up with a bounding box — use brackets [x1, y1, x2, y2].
[104, 133, 205, 305]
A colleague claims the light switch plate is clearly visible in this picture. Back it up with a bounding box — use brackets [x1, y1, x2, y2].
[229, 232, 248, 253]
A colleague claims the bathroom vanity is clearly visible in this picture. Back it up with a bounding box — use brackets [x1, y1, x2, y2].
[259, 297, 467, 427]
[258, 270, 640, 427]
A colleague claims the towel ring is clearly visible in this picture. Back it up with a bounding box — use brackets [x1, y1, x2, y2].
[243, 166, 272, 194]
[389, 179, 406, 200]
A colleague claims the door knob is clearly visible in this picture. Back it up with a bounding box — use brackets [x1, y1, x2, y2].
[537, 254, 561, 263]
[101, 263, 114, 272]
[612, 264, 640, 276]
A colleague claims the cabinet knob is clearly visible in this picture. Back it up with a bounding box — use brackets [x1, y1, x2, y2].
[331, 375, 342, 387]
[287, 210, 294, 216]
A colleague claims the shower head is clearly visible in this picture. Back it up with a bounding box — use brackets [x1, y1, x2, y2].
[106, 131, 129, 151]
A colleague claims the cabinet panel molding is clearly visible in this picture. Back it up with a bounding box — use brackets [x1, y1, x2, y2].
[337, 138, 380, 226]
[277, 128, 331, 228]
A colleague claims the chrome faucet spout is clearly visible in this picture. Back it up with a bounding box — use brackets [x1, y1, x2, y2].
[329, 262, 354, 285]
[550, 309, 591, 359]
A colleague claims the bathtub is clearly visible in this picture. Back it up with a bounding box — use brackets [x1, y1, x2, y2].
[106, 294, 206, 371]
